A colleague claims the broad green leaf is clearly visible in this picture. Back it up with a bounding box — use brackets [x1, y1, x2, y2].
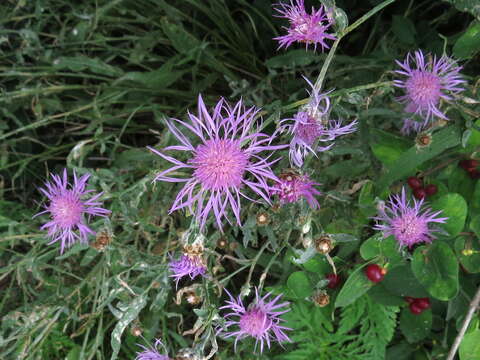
[454, 236, 480, 273]
[368, 283, 406, 306]
[360, 234, 403, 266]
[335, 264, 375, 307]
[383, 264, 429, 298]
[359, 180, 378, 217]
[399, 307, 432, 343]
[443, 0, 480, 19]
[411, 242, 459, 300]
[377, 126, 461, 190]
[370, 129, 411, 166]
[302, 254, 330, 274]
[454, 21, 480, 58]
[430, 193, 467, 236]
[459, 329, 480, 360]
[287, 271, 312, 299]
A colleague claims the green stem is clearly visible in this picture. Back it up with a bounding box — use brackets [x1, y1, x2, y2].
[314, 0, 397, 90]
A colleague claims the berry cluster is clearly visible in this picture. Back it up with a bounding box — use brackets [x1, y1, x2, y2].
[459, 159, 480, 179]
[364, 264, 387, 283]
[405, 296, 431, 315]
[407, 176, 437, 200]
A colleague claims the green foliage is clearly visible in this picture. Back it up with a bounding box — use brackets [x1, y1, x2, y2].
[279, 295, 398, 360]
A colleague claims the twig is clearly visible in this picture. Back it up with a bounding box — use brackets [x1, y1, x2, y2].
[446, 285, 480, 360]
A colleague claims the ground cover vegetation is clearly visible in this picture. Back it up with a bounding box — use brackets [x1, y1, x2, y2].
[1, 0, 480, 359]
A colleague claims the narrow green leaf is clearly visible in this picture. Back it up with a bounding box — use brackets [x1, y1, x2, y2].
[377, 126, 461, 190]
[335, 264, 375, 307]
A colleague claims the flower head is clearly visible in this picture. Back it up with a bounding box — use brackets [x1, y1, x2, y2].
[274, 0, 336, 51]
[148, 95, 285, 230]
[374, 187, 448, 248]
[169, 254, 207, 288]
[34, 169, 110, 254]
[281, 77, 357, 167]
[136, 339, 169, 360]
[394, 50, 465, 127]
[218, 288, 291, 353]
[272, 171, 321, 208]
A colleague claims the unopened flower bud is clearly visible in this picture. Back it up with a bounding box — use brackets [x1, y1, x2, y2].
[130, 326, 142, 337]
[302, 236, 313, 249]
[416, 133, 432, 147]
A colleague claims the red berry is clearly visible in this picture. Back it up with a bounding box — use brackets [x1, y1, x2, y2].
[404, 296, 415, 304]
[326, 273, 341, 289]
[415, 297, 431, 310]
[413, 187, 426, 200]
[364, 264, 386, 283]
[409, 302, 423, 315]
[469, 169, 480, 180]
[407, 176, 423, 189]
[424, 184, 438, 196]
[459, 159, 478, 171]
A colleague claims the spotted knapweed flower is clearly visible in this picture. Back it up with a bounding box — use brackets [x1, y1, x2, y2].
[271, 171, 321, 208]
[218, 288, 291, 353]
[34, 169, 110, 254]
[136, 339, 169, 360]
[373, 187, 448, 248]
[148, 95, 286, 230]
[274, 0, 336, 51]
[394, 50, 465, 128]
[281, 77, 357, 167]
[169, 253, 207, 288]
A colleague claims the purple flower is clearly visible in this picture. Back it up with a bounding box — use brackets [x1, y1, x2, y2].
[281, 77, 357, 167]
[34, 169, 110, 254]
[274, 0, 336, 51]
[218, 288, 291, 353]
[373, 187, 448, 248]
[272, 171, 321, 208]
[148, 95, 286, 230]
[394, 50, 465, 127]
[169, 254, 207, 288]
[136, 339, 169, 360]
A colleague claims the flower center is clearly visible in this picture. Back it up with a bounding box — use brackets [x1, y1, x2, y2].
[392, 212, 429, 246]
[295, 113, 322, 146]
[239, 307, 271, 337]
[276, 175, 301, 203]
[406, 70, 441, 108]
[191, 139, 248, 191]
[50, 193, 83, 228]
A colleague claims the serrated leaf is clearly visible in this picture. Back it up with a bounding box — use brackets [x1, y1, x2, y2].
[411, 242, 459, 300]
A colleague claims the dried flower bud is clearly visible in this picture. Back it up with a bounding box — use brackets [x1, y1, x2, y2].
[91, 231, 111, 251]
[151, 281, 161, 289]
[216, 237, 228, 249]
[184, 291, 202, 306]
[312, 291, 330, 307]
[130, 326, 142, 337]
[315, 235, 334, 254]
[256, 212, 270, 226]
[416, 133, 432, 147]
